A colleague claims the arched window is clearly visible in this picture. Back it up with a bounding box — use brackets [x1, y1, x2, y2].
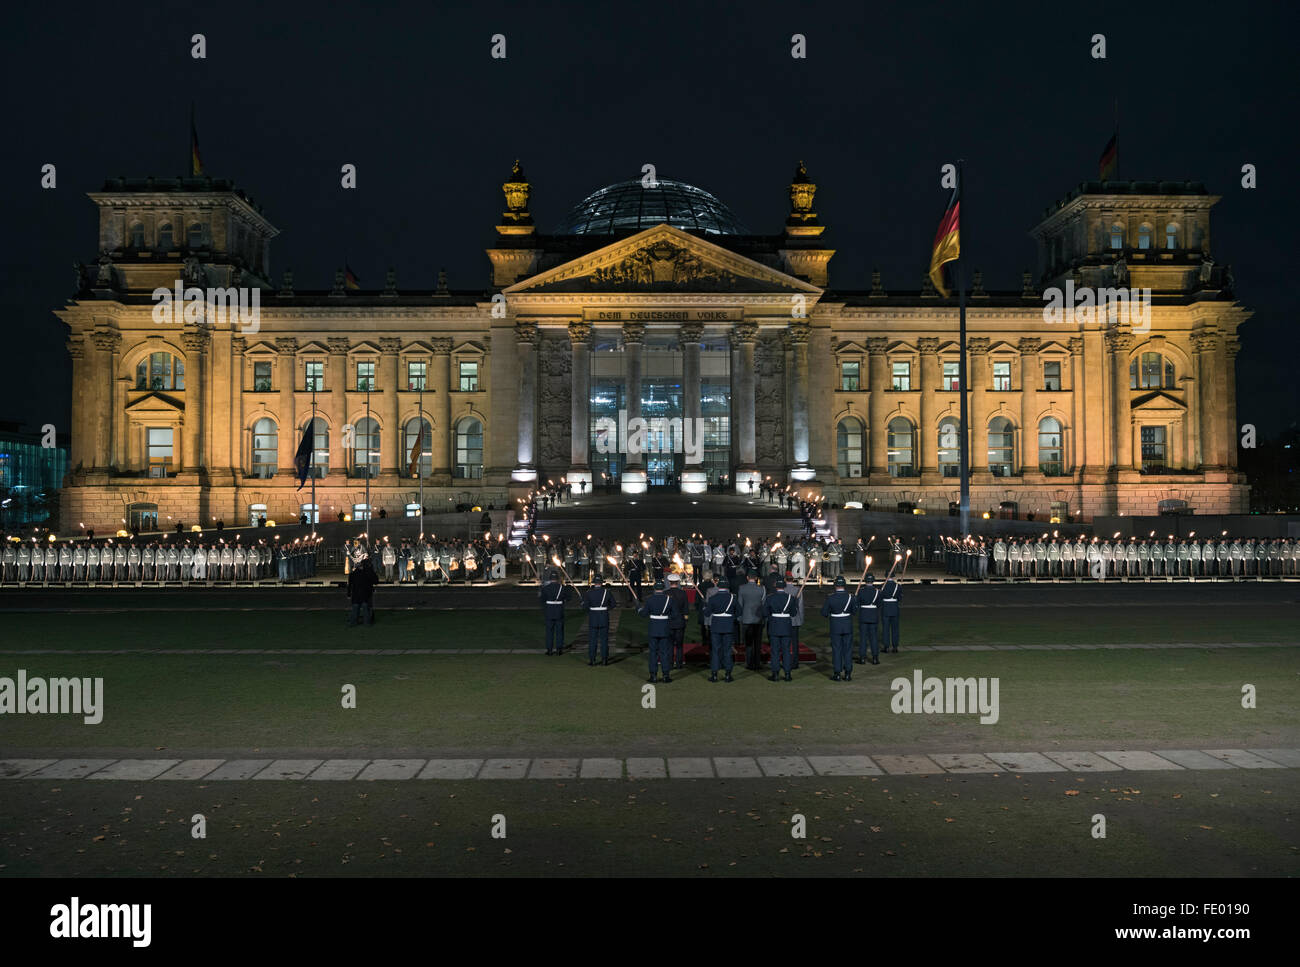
[1038, 417, 1064, 475]
[1130, 352, 1174, 389]
[135, 352, 185, 390]
[988, 416, 1015, 477]
[404, 417, 433, 478]
[1165, 222, 1178, 249]
[887, 417, 914, 478]
[1109, 222, 1124, 249]
[187, 221, 204, 249]
[938, 417, 961, 478]
[454, 418, 483, 479]
[157, 222, 174, 250]
[301, 416, 328, 476]
[836, 418, 864, 477]
[1138, 223, 1153, 250]
[251, 417, 277, 477]
[129, 223, 145, 248]
[352, 417, 380, 478]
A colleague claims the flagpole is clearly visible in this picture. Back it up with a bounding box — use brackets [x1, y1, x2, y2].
[365, 386, 372, 544]
[956, 159, 970, 538]
[418, 383, 425, 541]
[310, 386, 317, 534]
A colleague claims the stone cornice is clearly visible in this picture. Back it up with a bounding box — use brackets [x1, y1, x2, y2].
[87, 192, 280, 237]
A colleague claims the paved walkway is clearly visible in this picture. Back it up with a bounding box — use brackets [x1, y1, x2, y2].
[4, 748, 1297, 781]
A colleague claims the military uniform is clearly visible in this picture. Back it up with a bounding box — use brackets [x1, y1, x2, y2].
[582, 577, 616, 665]
[539, 571, 573, 655]
[637, 580, 677, 682]
[703, 584, 738, 682]
[880, 577, 902, 652]
[821, 576, 858, 681]
[765, 581, 796, 681]
[666, 574, 690, 669]
[855, 575, 882, 663]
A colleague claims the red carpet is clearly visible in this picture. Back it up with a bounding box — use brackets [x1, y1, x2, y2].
[681, 640, 816, 663]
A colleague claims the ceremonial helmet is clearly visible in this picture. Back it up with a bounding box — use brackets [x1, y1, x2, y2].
[833, 575, 846, 587]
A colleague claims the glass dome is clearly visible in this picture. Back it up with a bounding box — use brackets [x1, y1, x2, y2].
[554, 178, 748, 235]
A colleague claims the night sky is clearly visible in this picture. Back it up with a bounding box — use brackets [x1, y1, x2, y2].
[3, 0, 1295, 438]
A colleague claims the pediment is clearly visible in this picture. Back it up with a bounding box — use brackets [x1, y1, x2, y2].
[243, 340, 280, 356]
[1131, 390, 1187, 413]
[836, 340, 867, 355]
[986, 340, 1019, 355]
[453, 340, 486, 355]
[400, 340, 431, 355]
[296, 340, 330, 355]
[1038, 340, 1071, 355]
[125, 391, 184, 414]
[348, 340, 383, 356]
[504, 224, 822, 296]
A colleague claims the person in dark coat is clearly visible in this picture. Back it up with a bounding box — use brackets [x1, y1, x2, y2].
[347, 556, 379, 626]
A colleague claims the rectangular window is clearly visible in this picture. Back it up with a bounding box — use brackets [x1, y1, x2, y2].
[407, 360, 427, 391]
[840, 361, 860, 392]
[253, 361, 272, 392]
[1141, 425, 1167, 472]
[305, 361, 323, 392]
[356, 361, 376, 392]
[147, 427, 173, 475]
[459, 361, 479, 392]
[993, 360, 1011, 391]
[1043, 360, 1061, 391]
[943, 361, 960, 391]
[891, 361, 911, 392]
[352, 503, 371, 522]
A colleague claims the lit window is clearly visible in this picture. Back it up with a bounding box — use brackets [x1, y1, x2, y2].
[407, 361, 427, 391]
[404, 418, 432, 478]
[455, 418, 483, 478]
[1138, 224, 1152, 249]
[147, 427, 173, 475]
[300, 503, 319, 524]
[251, 418, 277, 477]
[836, 419, 863, 477]
[459, 361, 479, 392]
[891, 361, 911, 391]
[1141, 425, 1167, 471]
[303, 417, 328, 476]
[1165, 222, 1178, 249]
[1043, 360, 1061, 391]
[942, 361, 960, 391]
[305, 361, 324, 392]
[1110, 222, 1124, 249]
[1130, 352, 1172, 389]
[938, 418, 961, 478]
[253, 361, 272, 392]
[351, 417, 380, 477]
[135, 352, 184, 391]
[352, 503, 371, 521]
[356, 361, 376, 392]
[1038, 417, 1064, 475]
[887, 417, 914, 477]
[840, 361, 860, 392]
[988, 416, 1015, 476]
[992, 360, 1011, 391]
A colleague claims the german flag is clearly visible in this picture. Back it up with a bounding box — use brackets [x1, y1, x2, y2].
[1098, 133, 1118, 182]
[190, 115, 204, 176]
[407, 420, 426, 478]
[344, 265, 361, 290]
[928, 184, 960, 298]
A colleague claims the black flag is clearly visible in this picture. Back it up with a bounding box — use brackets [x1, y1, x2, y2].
[293, 425, 313, 490]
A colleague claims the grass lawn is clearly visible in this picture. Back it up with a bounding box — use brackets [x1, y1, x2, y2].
[1, 646, 1295, 756]
[1, 770, 1294, 876]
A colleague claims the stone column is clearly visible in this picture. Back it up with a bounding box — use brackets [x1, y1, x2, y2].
[274, 337, 297, 475]
[181, 330, 209, 475]
[513, 320, 538, 481]
[1018, 337, 1041, 473]
[788, 321, 812, 481]
[1069, 337, 1085, 473]
[866, 336, 889, 475]
[431, 337, 453, 482]
[89, 330, 119, 470]
[732, 322, 759, 492]
[1224, 337, 1240, 471]
[678, 323, 706, 493]
[567, 320, 592, 491]
[621, 321, 646, 493]
[918, 337, 940, 477]
[327, 337, 350, 477]
[1107, 330, 1135, 470]
[380, 337, 401, 474]
[967, 337, 991, 474]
